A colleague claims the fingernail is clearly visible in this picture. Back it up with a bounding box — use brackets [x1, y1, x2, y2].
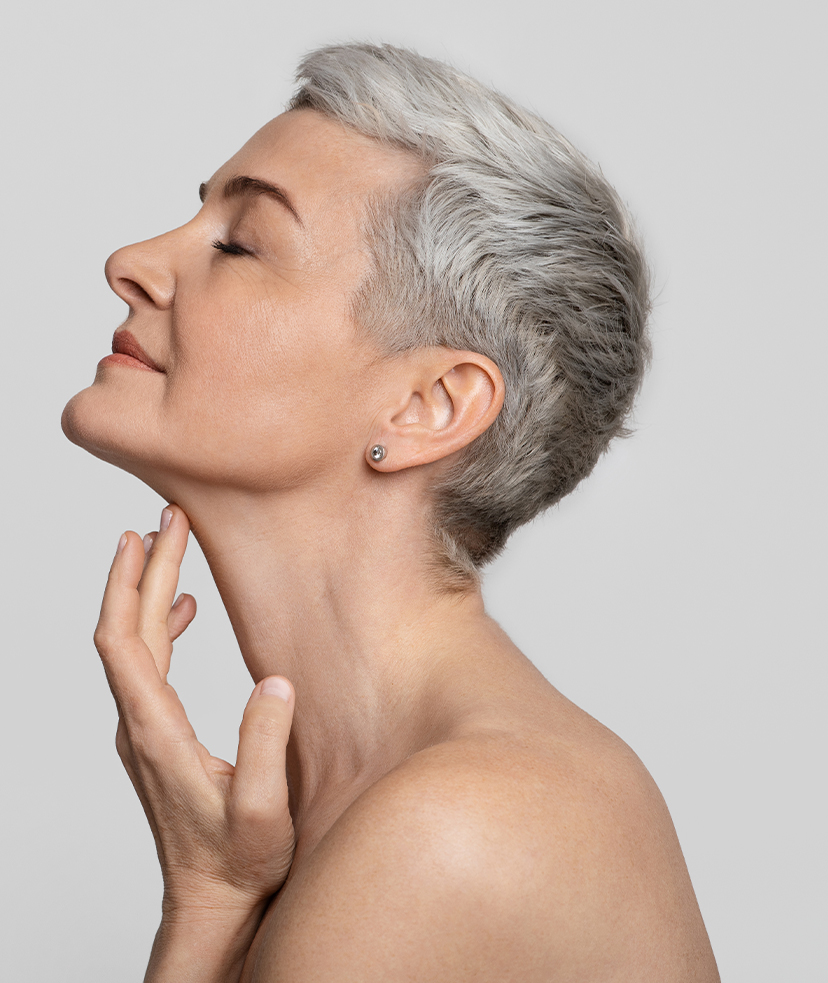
[160, 508, 173, 532]
[143, 533, 153, 554]
[172, 593, 184, 609]
[261, 677, 291, 702]
[116, 533, 127, 554]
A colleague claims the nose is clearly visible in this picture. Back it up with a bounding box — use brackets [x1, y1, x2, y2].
[104, 233, 177, 311]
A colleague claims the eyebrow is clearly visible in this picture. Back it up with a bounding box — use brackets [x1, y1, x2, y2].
[199, 175, 303, 226]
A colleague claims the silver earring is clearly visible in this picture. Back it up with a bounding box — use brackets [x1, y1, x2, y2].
[370, 444, 387, 462]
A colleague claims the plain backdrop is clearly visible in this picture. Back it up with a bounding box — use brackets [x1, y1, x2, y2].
[1, 1, 824, 979]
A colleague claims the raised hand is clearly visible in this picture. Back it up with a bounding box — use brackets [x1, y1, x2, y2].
[93, 505, 295, 978]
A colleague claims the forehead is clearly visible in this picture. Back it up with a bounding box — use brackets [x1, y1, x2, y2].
[218, 109, 423, 232]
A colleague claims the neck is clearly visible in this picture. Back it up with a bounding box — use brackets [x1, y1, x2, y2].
[171, 472, 498, 839]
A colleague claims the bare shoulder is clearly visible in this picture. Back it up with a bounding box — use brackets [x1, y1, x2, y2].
[244, 710, 718, 982]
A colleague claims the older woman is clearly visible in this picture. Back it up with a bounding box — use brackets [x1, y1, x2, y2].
[62, 42, 719, 982]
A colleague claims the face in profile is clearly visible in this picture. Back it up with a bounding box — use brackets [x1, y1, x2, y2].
[62, 110, 421, 498]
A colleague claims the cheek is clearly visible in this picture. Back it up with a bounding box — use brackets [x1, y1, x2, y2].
[160, 294, 371, 482]
[164, 293, 276, 410]
[185, 277, 360, 393]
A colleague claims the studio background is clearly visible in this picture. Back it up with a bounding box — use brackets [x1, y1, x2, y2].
[1, 1, 823, 979]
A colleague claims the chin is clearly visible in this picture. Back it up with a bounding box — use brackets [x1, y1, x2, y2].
[63, 385, 150, 475]
[61, 386, 191, 508]
[61, 386, 126, 459]
[62, 387, 100, 451]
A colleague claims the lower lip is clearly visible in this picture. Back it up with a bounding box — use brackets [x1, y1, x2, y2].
[98, 353, 161, 372]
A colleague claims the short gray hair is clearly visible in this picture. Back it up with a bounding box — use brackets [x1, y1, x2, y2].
[290, 43, 651, 583]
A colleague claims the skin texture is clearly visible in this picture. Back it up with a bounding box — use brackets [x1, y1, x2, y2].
[63, 109, 720, 982]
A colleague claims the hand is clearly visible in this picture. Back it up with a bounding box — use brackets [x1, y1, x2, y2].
[94, 504, 295, 924]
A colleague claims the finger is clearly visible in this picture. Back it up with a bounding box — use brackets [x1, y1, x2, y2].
[168, 593, 197, 642]
[99, 538, 206, 785]
[95, 531, 169, 717]
[232, 677, 294, 817]
[136, 504, 190, 677]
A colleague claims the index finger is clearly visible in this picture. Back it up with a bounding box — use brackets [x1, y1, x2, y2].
[136, 504, 191, 678]
[94, 530, 169, 723]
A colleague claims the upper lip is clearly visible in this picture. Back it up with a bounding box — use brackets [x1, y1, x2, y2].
[111, 330, 165, 372]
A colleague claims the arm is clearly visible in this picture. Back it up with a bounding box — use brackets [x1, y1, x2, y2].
[93, 505, 296, 983]
[143, 907, 267, 983]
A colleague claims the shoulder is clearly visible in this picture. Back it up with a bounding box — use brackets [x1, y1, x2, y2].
[324, 729, 660, 884]
[245, 728, 719, 981]
[333, 729, 690, 927]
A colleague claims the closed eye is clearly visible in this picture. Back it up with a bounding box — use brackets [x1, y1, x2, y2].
[212, 238, 248, 256]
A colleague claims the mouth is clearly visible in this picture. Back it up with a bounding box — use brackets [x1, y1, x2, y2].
[101, 330, 165, 373]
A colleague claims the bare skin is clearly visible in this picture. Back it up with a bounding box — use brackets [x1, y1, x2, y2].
[63, 110, 720, 981]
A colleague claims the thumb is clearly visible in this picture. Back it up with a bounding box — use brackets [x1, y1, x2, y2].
[233, 676, 294, 811]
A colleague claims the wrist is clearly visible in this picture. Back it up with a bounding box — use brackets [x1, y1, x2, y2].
[145, 903, 267, 983]
[161, 888, 267, 924]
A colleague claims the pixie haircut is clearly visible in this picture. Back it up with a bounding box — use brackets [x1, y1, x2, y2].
[290, 43, 651, 582]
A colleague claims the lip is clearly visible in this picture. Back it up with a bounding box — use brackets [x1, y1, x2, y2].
[100, 330, 165, 373]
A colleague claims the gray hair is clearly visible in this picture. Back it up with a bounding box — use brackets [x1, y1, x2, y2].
[290, 43, 651, 583]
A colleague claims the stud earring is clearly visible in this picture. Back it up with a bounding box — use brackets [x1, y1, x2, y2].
[370, 444, 387, 462]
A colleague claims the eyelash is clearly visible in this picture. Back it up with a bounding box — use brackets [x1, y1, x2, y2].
[211, 238, 248, 256]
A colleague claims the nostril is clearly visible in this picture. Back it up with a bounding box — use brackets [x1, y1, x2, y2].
[105, 240, 176, 310]
[116, 277, 155, 307]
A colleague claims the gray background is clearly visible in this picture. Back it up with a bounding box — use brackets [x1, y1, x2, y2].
[1, 0, 824, 979]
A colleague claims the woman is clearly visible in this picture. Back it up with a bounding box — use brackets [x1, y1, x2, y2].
[62, 42, 719, 982]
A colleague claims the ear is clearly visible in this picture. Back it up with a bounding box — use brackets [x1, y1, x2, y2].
[367, 349, 505, 472]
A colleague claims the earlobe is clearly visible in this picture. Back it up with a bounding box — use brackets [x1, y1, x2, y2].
[367, 350, 504, 472]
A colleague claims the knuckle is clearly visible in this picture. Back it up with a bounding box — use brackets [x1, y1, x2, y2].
[113, 714, 157, 762]
[115, 738, 133, 770]
[240, 707, 286, 743]
[231, 794, 273, 828]
[122, 730, 156, 768]
[115, 719, 137, 758]
[151, 549, 180, 575]
[93, 627, 116, 652]
[114, 725, 140, 782]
